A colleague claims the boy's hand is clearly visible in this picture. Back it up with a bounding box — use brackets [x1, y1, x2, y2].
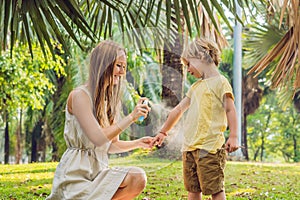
[150, 132, 167, 148]
[225, 136, 239, 153]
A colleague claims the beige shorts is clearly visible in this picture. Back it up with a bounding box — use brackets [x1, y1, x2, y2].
[182, 147, 226, 195]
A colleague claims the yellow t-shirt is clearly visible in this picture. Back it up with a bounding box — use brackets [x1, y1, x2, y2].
[182, 75, 234, 153]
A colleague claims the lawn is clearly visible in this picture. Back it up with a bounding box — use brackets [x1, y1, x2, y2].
[0, 156, 299, 200]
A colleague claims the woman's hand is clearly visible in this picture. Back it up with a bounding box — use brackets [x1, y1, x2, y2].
[138, 136, 154, 149]
[130, 98, 151, 122]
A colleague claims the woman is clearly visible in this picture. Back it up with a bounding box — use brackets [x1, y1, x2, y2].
[47, 40, 152, 200]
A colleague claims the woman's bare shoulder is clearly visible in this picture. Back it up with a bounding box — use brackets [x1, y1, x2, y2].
[67, 87, 91, 114]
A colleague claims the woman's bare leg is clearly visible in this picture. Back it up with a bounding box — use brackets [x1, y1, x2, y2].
[112, 167, 147, 200]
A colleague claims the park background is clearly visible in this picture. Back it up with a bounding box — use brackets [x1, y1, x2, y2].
[0, 0, 299, 199]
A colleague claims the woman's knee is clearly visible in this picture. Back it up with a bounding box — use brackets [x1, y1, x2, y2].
[128, 167, 147, 192]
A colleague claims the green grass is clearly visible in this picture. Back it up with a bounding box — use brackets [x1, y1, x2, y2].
[0, 157, 299, 200]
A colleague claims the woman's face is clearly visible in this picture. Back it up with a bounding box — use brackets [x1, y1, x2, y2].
[113, 50, 127, 85]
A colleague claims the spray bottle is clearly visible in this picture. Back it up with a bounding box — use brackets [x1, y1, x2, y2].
[138, 100, 149, 122]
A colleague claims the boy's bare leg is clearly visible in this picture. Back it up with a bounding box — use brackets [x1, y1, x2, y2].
[212, 190, 226, 200]
[188, 192, 202, 200]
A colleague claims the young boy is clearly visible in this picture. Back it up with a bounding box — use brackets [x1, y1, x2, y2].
[151, 38, 239, 200]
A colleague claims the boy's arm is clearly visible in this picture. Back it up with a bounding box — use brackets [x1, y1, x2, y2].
[151, 97, 191, 147]
[224, 93, 239, 152]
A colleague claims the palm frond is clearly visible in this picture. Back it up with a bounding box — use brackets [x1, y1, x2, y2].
[197, 1, 228, 49]
[1, 0, 247, 58]
[0, 0, 95, 57]
[82, 0, 231, 66]
[247, 0, 299, 93]
[244, 25, 283, 68]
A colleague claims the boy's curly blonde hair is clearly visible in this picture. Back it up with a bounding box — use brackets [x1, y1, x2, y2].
[181, 38, 221, 67]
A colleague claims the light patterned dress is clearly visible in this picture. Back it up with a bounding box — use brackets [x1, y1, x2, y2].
[47, 86, 129, 200]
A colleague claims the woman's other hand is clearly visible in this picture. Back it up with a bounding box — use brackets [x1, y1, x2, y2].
[130, 98, 151, 122]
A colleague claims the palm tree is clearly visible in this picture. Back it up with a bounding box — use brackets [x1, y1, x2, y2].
[0, 0, 95, 56]
[0, 0, 236, 158]
[2, 0, 298, 162]
[49, 44, 80, 160]
[244, 1, 299, 108]
[247, 0, 299, 95]
[160, 1, 228, 107]
[242, 1, 299, 160]
[0, 0, 235, 55]
[1, 0, 298, 89]
[242, 75, 263, 160]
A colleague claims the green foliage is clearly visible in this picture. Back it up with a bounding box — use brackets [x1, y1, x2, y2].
[120, 50, 163, 140]
[0, 158, 299, 199]
[140, 52, 162, 103]
[0, 43, 66, 112]
[247, 90, 300, 162]
[220, 47, 234, 80]
[126, 50, 147, 95]
[50, 44, 86, 159]
[0, 42, 66, 163]
[69, 44, 90, 86]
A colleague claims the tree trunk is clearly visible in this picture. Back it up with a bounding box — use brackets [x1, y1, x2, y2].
[260, 134, 264, 162]
[242, 76, 263, 160]
[293, 89, 300, 112]
[242, 112, 249, 160]
[15, 124, 21, 164]
[260, 113, 271, 162]
[293, 134, 298, 162]
[4, 111, 9, 164]
[51, 142, 59, 162]
[15, 109, 23, 164]
[31, 119, 43, 163]
[253, 148, 260, 161]
[162, 35, 184, 107]
[161, 7, 184, 107]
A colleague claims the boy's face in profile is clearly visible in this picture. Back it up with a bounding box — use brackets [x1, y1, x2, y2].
[183, 58, 205, 79]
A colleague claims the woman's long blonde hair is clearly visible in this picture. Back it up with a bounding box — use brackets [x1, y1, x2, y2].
[88, 40, 125, 127]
